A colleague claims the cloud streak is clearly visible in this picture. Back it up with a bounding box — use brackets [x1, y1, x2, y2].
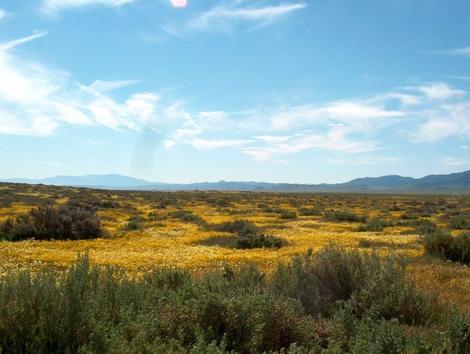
[437, 46, 470, 58]
[0, 8, 8, 19]
[163, 2, 306, 34]
[42, 0, 135, 13]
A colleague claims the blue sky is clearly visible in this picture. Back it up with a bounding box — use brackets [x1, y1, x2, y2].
[0, 0, 470, 183]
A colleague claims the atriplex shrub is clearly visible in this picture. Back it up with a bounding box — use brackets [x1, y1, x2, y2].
[124, 215, 145, 230]
[170, 209, 208, 228]
[0, 202, 101, 241]
[413, 219, 438, 235]
[449, 215, 470, 230]
[424, 230, 470, 264]
[0, 247, 461, 353]
[298, 207, 321, 216]
[278, 209, 297, 220]
[212, 219, 258, 236]
[212, 220, 286, 249]
[357, 217, 392, 232]
[271, 246, 436, 325]
[323, 210, 367, 223]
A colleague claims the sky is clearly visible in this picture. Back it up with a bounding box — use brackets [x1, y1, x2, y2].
[0, 0, 470, 183]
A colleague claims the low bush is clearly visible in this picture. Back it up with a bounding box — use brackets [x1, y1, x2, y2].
[170, 209, 208, 228]
[449, 215, 470, 230]
[271, 246, 436, 325]
[212, 220, 286, 249]
[357, 217, 392, 232]
[124, 215, 145, 230]
[0, 247, 450, 353]
[0, 202, 101, 241]
[298, 207, 321, 216]
[424, 230, 470, 264]
[278, 209, 297, 220]
[323, 210, 367, 223]
[212, 219, 258, 236]
[413, 219, 438, 235]
[237, 233, 286, 249]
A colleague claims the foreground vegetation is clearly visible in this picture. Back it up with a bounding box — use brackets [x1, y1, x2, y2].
[0, 182, 469, 352]
[1, 247, 469, 353]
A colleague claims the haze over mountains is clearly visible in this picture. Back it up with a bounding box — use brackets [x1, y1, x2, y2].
[2, 171, 470, 193]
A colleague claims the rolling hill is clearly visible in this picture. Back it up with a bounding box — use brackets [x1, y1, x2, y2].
[2, 170, 470, 193]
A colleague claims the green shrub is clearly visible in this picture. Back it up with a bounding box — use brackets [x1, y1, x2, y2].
[357, 218, 391, 232]
[212, 219, 258, 236]
[170, 210, 208, 228]
[124, 215, 145, 230]
[424, 230, 470, 264]
[323, 210, 367, 223]
[236, 233, 286, 249]
[213, 220, 286, 249]
[0, 202, 101, 241]
[298, 208, 321, 216]
[413, 219, 438, 235]
[278, 209, 297, 220]
[449, 215, 470, 230]
[0, 247, 454, 353]
[445, 312, 470, 353]
[271, 246, 435, 325]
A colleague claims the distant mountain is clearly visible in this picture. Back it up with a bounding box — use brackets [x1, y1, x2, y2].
[2, 174, 157, 188]
[2, 170, 470, 193]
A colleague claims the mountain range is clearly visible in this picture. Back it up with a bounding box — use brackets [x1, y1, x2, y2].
[2, 170, 470, 193]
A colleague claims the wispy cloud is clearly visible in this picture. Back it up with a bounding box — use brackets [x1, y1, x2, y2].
[1, 31, 470, 163]
[88, 80, 142, 92]
[416, 82, 465, 100]
[413, 102, 470, 142]
[42, 0, 135, 14]
[0, 30, 47, 51]
[0, 8, 8, 19]
[436, 46, 470, 58]
[0, 31, 174, 136]
[163, 2, 305, 35]
[440, 156, 470, 167]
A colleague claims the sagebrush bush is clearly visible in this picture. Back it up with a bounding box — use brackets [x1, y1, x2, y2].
[0, 247, 463, 353]
[124, 215, 145, 230]
[298, 207, 321, 216]
[357, 217, 392, 232]
[212, 219, 258, 236]
[170, 209, 208, 228]
[0, 202, 101, 241]
[323, 210, 367, 223]
[424, 230, 470, 264]
[213, 220, 286, 249]
[449, 215, 470, 230]
[278, 209, 297, 220]
[271, 246, 436, 325]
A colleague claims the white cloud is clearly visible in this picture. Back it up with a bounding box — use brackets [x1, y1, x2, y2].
[185, 2, 306, 32]
[0, 32, 170, 136]
[189, 137, 252, 150]
[89, 80, 141, 92]
[416, 82, 465, 100]
[244, 128, 379, 161]
[413, 102, 470, 142]
[0, 30, 48, 51]
[0, 8, 8, 19]
[440, 156, 470, 167]
[438, 46, 470, 58]
[42, 0, 135, 13]
[269, 101, 403, 130]
[1, 31, 469, 164]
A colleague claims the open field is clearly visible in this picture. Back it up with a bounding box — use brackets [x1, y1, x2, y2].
[1, 182, 469, 313]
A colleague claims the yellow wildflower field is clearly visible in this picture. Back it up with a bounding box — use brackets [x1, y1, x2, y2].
[0, 183, 469, 312]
